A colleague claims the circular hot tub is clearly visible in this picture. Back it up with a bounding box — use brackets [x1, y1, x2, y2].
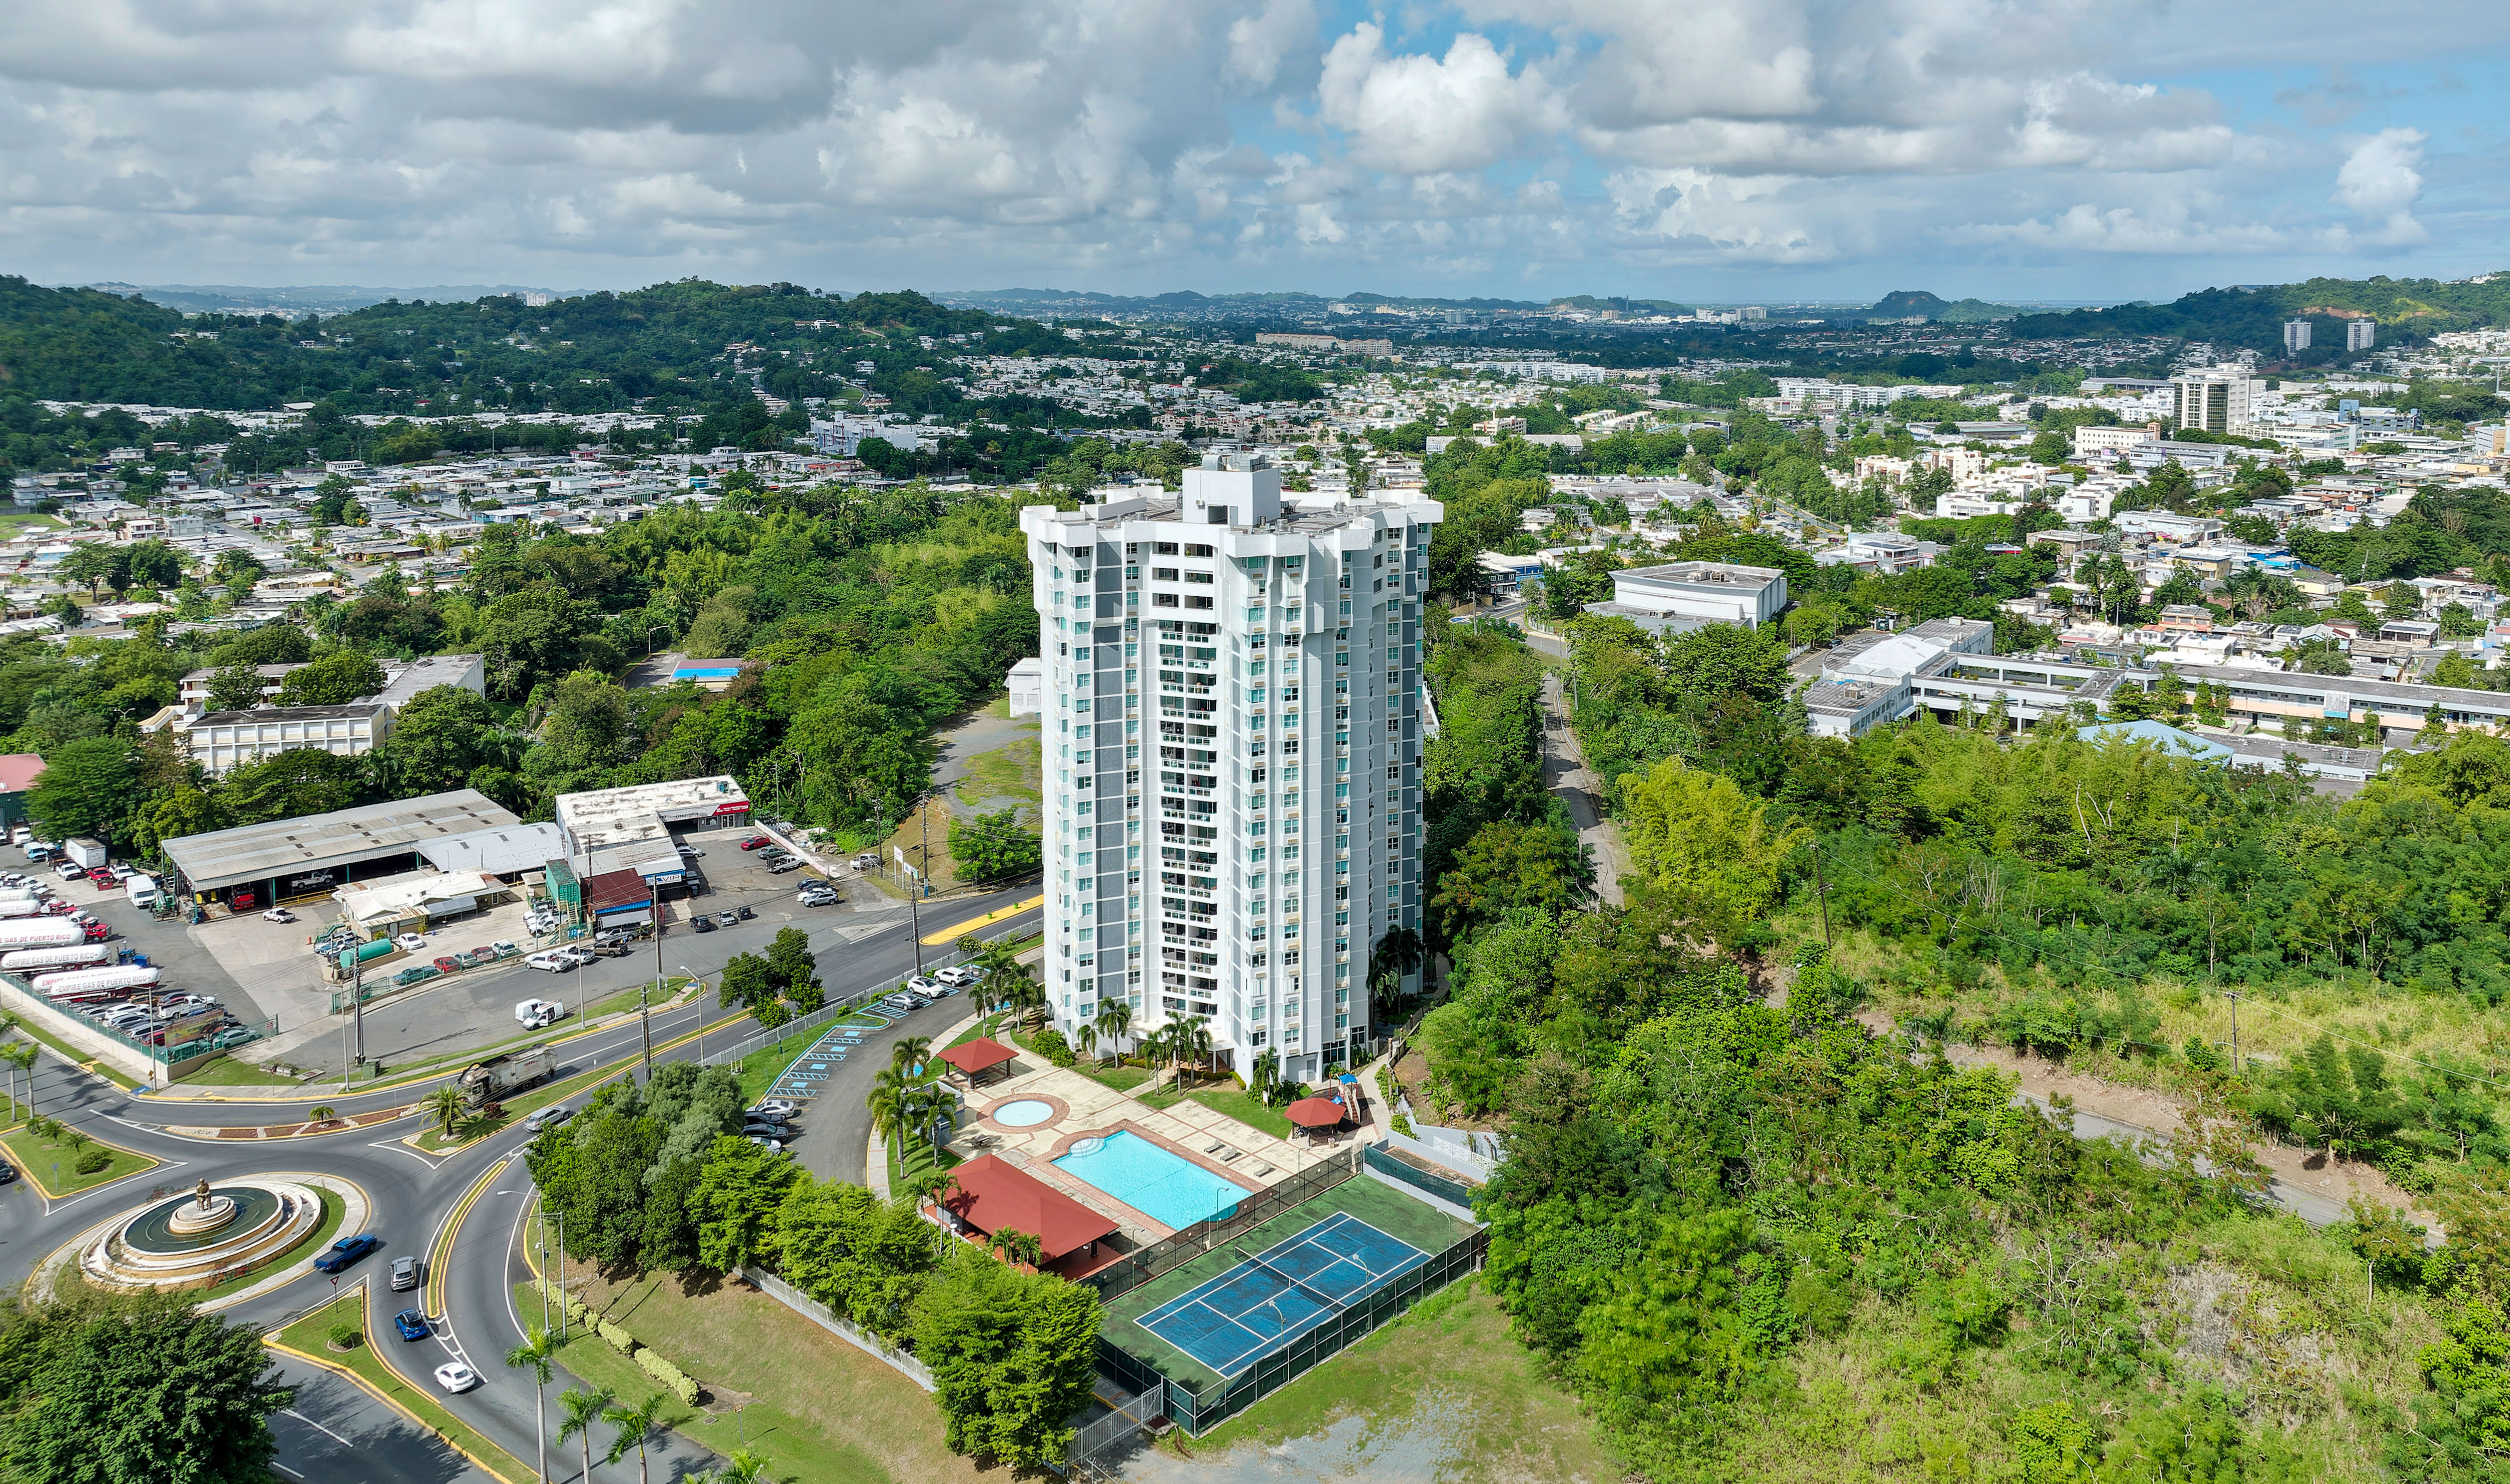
[988, 1099, 1056, 1128]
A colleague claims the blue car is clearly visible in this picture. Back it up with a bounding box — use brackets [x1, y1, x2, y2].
[313, 1234, 381, 1273]
[393, 1309, 429, 1341]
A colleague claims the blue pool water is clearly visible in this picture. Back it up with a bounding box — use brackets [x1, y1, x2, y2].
[1054, 1131, 1247, 1229]
[673, 666, 741, 680]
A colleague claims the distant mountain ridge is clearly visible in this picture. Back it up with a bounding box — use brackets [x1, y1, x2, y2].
[935, 286, 1552, 314]
[77, 282, 580, 315]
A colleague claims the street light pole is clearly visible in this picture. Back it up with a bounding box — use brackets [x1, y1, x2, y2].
[642, 902, 661, 1081]
[681, 968, 703, 1060]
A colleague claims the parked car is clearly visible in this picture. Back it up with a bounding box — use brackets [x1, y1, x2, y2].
[85, 867, 114, 888]
[313, 1234, 381, 1273]
[0, 1162, 16, 1184]
[524, 1104, 575, 1134]
[750, 1099, 798, 1120]
[692, 915, 716, 933]
[431, 956, 461, 974]
[108, 863, 136, 882]
[851, 853, 879, 870]
[390, 1254, 422, 1290]
[392, 932, 426, 953]
[934, 964, 980, 988]
[714, 910, 740, 928]
[489, 940, 521, 959]
[394, 1309, 429, 1341]
[676, 844, 703, 859]
[798, 890, 837, 907]
[739, 835, 772, 851]
[767, 858, 804, 874]
[747, 1135, 786, 1152]
[393, 965, 440, 987]
[434, 1362, 480, 1394]
[557, 946, 597, 967]
[261, 907, 294, 923]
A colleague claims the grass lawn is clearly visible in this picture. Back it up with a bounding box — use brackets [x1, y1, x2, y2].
[957, 730, 1042, 811]
[1000, 1023, 1156, 1093]
[168, 1055, 304, 1088]
[526, 1253, 983, 1484]
[6, 1025, 143, 1092]
[0, 1122, 157, 1195]
[272, 1290, 536, 1484]
[886, 1132, 961, 1195]
[1172, 1277, 1616, 1483]
[1185, 1084, 1295, 1140]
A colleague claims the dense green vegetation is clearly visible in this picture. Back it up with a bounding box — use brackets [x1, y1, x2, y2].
[18, 483, 1042, 858]
[529, 1057, 1099, 1470]
[0, 1285, 292, 1483]
[2013, 273, 2510, 357]
[1408, 610, 2510, 1481]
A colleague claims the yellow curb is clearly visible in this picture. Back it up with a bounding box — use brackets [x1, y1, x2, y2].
[920, 893, 1044, 945]
[264, 1285, 525, 1484]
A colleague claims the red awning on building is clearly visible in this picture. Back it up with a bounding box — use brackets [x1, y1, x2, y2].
[1286, 1096, 1347, 1129]
[941, 1154, 1118, 1262]
[941, 1037, 1018, 1075]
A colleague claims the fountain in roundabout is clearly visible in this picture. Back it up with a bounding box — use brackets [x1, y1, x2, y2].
[80, 1178, 325, 1292]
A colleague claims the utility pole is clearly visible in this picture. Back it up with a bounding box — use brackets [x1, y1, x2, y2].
[351, 946, 364, 1069]
[2226, 989, 2240, 1075]
[643, 901, 660, 1080]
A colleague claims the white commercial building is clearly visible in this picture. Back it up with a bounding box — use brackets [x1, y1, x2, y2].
[187, 703, 392, 773]
[1019, 454, 1439, 1084]
[1601, 561, 1789, 630]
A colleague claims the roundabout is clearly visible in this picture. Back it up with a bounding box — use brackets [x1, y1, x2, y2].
[80, 1178, 325, 1292]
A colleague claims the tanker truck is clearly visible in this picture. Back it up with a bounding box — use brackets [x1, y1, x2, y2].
[0, 943, 115, 972]
[0, 920, 90, 951]
[32, 966, 162, 997]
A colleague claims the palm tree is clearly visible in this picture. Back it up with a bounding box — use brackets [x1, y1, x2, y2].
[504, 1326, 560, 1484]
[1074, 1023, 1098, 1064]
[1093, 999, 1134, 1067]
[602, 1391, 672, 1484]
[890, 1035, 933, 1081]
[1175, 1024, 1215, 1090]
[0, 1038, 36, 1127]
[865, 1068, 908, 1155]
[557, 1386, 612, 1484]
[1249, 1046, 1283, 1105]
[1137, 1024, 1169, 1085]
[690, 1447, 774, 1484]
[903, 1165, 960, 1213]
[423, 1084, 467, 1139]
[992, 1227, 1046, 1268]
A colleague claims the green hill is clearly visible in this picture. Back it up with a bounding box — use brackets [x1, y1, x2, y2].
[2011, 273, 2510, 351]
[1861, 290, 2023, 322]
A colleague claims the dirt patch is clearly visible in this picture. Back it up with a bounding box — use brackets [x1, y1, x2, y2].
[1856, 1010, 2437, 1228]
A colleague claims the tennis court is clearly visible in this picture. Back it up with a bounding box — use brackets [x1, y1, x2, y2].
[1136, 1212, 1426, 1375]
[1099, 1166, 1480, 1394]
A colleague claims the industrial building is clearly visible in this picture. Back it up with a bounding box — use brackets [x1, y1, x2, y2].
[161, 788, 521, 910]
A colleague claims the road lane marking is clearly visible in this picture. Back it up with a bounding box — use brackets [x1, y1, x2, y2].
[281, 1408, 356, 1448]
[424, 1155, 512, 1318]
[918, 894, 1043, 945]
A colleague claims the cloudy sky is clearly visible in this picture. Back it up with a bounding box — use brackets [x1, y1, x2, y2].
[4, 1, 2507, 304]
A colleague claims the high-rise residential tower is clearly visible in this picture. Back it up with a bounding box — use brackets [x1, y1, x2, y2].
[2347, 318, 2377, 352]
[2283, 319, 2313, 354]
[1019, 454, 1440, 1084]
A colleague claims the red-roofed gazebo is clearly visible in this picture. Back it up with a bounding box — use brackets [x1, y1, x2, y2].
[940, 1154, 1119, 1274]
[939, 1036, 1019, 1086]
[1286, 1095, 1348, 1141]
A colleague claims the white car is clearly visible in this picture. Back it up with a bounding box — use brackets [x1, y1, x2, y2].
[934, 964, 980, 988]
[392, 932, 426, 953]
[558, 946, 598, 967]
[525, 952, 574, 973]
[433, 1362, 480, 1393]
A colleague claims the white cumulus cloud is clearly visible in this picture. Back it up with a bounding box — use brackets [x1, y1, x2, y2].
[1315, 23, 1558, 176]
[2331, 126, 2428, 243]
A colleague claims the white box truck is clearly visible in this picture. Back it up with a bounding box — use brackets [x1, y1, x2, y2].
[514, 997, 565, 1029]
[65, 839, 108, 872]
[125, 875, 161, 910]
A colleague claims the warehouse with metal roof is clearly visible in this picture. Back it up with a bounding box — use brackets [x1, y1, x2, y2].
[161, 789, 521, 909]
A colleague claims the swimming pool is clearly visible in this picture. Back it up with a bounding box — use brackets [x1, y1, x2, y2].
[1054, 1131, 1248, 1230]
[989, 1099, 1055, 1128]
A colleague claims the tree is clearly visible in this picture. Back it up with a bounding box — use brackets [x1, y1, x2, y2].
[717, 952, 779, 1015]
[1619, 756, 1808, 946]
[27, 736, 137, 846]
[424, 1084, 466, 1138]
[2, 1289, 295, 1484]
[948, 807, 1042, 884]
[911, 1246, 1104, 1469]
[694, 1134, 806, 1273]
[602, 1390, 673, 1484]
[558, 1387, 614, 1484]
[371, 685, 512, 796]
[1655, 622, 1796, 709]
[1092, 998, 1133, 1066]
[766, 927, 818, 1006]
[1249, 1046, 1284, 1104]
[1429, 819, 1593, 945]
[505, 1326, 561, 1484]
[204, 662, 269, 712]
[275, 649, 388, 706]
[217, 748, 363, 826]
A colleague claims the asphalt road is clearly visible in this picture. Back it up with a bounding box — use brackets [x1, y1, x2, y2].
[0, 881, 1039, 1483]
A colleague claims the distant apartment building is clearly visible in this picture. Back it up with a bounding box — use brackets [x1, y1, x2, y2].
[2072, 425, 2161, 458]
[2283, 320, 2313, 354]
[2348, 319, 2377, 352]
[2173, 367, 2254, 435]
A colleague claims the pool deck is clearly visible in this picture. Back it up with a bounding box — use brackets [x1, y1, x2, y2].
[946, 1060, 1318, 1248]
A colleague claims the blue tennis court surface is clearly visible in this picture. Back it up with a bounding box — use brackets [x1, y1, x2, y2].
[1135, 1213, 1429, 1376]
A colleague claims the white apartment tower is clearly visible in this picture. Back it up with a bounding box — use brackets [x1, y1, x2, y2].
[2347, 318, 2377, 352]
[2282, 319, 2313, 354]
[1020, 455, 1440, 1085]
[2173, 366, 2253, 435]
